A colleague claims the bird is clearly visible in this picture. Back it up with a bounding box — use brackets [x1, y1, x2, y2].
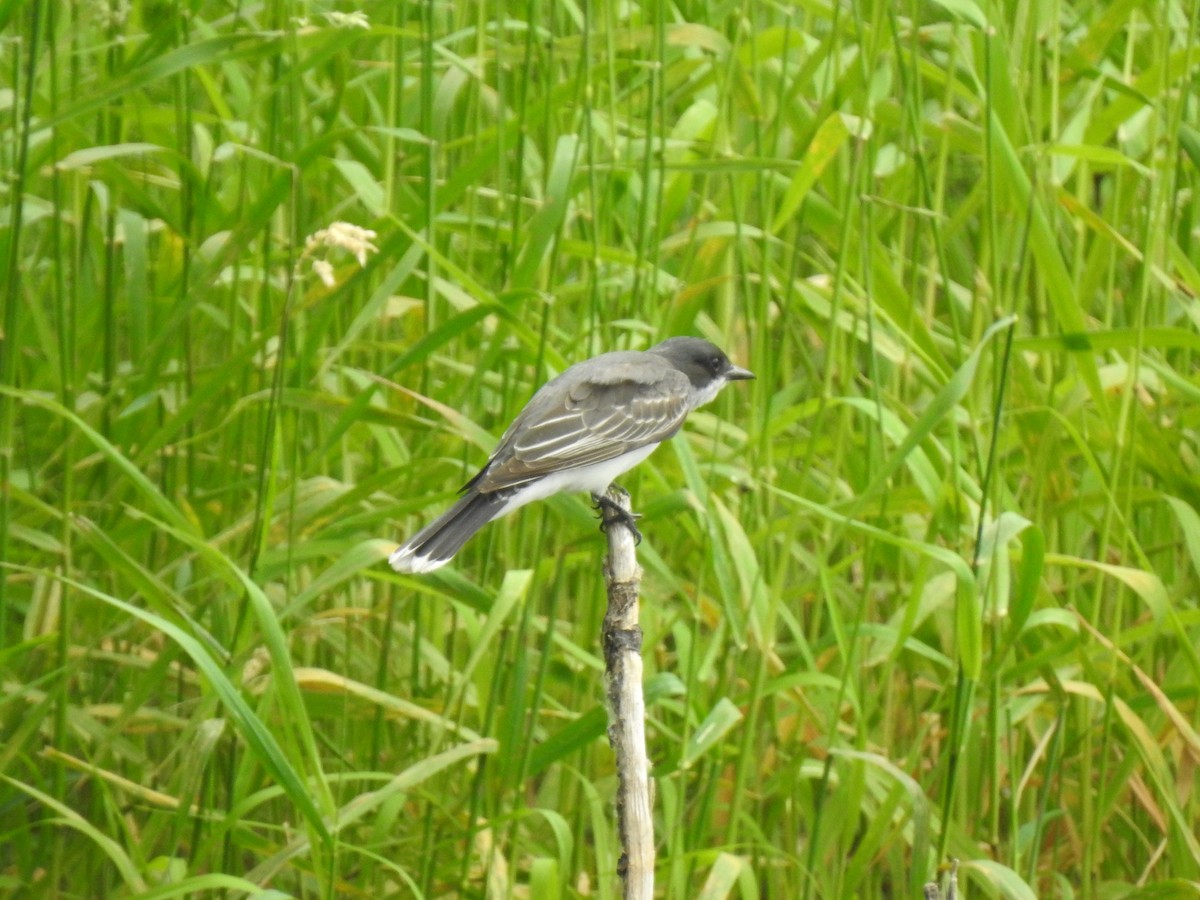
[389, 336, 754, 573]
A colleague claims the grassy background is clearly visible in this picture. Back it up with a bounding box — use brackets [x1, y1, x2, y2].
[2, 0, 1199, 897]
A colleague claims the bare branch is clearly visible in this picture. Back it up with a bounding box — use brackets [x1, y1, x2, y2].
[597, 485, 654, 899]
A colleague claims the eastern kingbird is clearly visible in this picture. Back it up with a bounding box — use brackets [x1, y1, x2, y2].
[389, 336, 754, 573]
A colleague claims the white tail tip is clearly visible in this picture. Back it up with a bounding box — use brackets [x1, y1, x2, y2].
[389, 545, 452, 574]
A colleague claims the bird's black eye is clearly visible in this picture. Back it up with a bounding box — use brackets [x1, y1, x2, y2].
[709, 355, 723, 373]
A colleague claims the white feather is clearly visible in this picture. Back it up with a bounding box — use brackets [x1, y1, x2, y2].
[389, 545, 450, 574]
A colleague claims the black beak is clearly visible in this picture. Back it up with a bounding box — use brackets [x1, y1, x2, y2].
[726, 364, 755, 381]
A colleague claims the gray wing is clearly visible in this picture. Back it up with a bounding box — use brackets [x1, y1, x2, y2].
[467, 359, 691, 494]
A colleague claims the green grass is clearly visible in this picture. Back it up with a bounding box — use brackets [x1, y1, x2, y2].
[2, 0, 1199, 897]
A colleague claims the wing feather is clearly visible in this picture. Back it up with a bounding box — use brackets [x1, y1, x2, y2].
[469, 366, 690, 493]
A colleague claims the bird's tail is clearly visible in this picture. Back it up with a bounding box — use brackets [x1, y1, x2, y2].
[389, 490, 506, 573]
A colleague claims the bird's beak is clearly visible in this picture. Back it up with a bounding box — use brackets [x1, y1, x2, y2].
[726, 365, 755, 382]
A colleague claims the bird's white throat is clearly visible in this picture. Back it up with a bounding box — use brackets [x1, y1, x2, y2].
[691, 376, 727, 409]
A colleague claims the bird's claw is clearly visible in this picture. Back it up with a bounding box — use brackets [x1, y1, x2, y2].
[592, 492, 643, 545]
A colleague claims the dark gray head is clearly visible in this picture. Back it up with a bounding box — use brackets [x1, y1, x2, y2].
[648, 336, 754, 405]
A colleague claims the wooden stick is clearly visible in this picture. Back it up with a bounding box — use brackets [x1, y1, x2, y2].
[924, 858, 959, 899]
[597, 485, 654, 899]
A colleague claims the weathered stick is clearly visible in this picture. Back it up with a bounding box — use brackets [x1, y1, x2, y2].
[597, 485, 654, 899]
[924, 858, 959, 899]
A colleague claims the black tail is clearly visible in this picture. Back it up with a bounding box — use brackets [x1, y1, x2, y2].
[389, 490, 506, 573]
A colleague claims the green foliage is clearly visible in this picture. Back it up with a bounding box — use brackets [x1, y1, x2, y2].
[2, 0, 1199, 897]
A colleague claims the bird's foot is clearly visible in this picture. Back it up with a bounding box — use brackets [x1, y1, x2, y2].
[591, 489, 643, 545]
